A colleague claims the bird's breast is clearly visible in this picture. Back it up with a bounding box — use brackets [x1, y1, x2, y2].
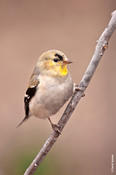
[30, 74, 73, 119]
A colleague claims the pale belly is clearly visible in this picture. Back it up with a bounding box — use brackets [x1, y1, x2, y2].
[29, 75, 73, 119]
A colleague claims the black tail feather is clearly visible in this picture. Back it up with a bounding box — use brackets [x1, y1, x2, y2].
[16, 116, 29, 128]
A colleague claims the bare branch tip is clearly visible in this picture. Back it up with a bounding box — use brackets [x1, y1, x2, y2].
[112, 10, 116, 16]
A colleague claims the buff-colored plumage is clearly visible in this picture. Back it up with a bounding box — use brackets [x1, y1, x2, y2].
[17, 50, 74, 132]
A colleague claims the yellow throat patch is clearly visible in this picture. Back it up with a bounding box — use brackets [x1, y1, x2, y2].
[47, 60, 68, 76]
[59, 65, 68, 76]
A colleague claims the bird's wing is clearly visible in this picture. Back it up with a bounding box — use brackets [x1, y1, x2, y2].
[17, 66, 40, 127]
[24, 80, 39, 117]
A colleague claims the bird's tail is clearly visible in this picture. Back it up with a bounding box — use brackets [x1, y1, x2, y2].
[16, 116, 28, 128]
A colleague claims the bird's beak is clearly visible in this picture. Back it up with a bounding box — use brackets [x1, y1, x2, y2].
[63, 60, 72, 64]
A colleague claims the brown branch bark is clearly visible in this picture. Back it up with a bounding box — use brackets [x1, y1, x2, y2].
[24, 10, 116, 175]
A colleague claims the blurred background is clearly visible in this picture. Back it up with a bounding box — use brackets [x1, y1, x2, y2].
[0, 0, 116, 174]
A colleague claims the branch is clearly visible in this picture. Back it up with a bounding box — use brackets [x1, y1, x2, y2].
[24, 10, 116, 175]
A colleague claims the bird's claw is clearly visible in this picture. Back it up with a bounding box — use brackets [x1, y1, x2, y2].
[51, 124, 61, 134]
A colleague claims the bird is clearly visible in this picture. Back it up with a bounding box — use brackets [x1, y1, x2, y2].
[17, 49, 74, 133]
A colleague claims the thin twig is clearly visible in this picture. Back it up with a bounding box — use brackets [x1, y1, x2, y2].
[24, 10, 116, 175]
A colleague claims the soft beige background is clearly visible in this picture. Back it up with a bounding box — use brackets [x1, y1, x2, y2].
[0, 0, 116, 175]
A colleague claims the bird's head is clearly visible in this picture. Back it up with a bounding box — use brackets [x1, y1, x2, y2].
[37, 50, 72, 77]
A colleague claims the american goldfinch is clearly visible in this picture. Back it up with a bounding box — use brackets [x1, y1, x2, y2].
[17, 50, 74, 132]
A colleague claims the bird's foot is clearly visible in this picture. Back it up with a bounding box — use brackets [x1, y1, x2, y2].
[51, 123, 61, 134]
[48, 117, 61, 134]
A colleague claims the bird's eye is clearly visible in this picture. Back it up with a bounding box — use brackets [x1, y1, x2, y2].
[53, 58, 59, 62]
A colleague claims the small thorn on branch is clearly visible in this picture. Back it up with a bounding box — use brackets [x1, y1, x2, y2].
[74, 85, 85, 97]
[103, 42, 108, 50]
[100, 41, 108, 56]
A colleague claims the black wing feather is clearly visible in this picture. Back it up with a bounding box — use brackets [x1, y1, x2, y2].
[24, 86, 37, 116]
[16, 86, 38, 128]
[17, 66, 40, 128]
